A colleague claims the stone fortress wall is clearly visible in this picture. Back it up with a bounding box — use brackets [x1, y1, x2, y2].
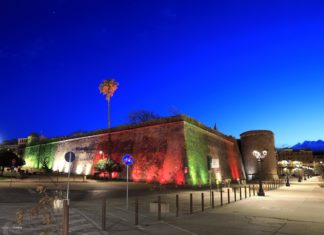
[22, 115, 277, 185]
[240, 130, 278, 180]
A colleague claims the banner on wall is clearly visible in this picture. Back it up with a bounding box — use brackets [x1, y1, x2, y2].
[211, 158, 219, 169]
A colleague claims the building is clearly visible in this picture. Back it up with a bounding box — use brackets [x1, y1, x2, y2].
[313, 151, 324, 163]
[278, 149, 313, 166]
[21, 115, 278, 185]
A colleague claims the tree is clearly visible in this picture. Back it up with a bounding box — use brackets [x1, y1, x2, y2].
[95, 158, 123, 179]
[40, 156, 51, 172]
[0, 149, 25, 175]
[213, 123, 218, 131]
[127, 110, 160, 124]
[99, 79, 119, 128]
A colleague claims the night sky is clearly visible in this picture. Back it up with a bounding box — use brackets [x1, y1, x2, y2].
[1, 0, 324, 147]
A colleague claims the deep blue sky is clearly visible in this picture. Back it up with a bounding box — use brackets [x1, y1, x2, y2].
[1, 0, 324, 147]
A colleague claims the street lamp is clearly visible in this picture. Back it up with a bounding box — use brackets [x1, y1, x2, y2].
[281, 160, 290, 187]
[293, 161, 303, 182]
[253, 149, 267, 196]
[99, 150, 104, 159]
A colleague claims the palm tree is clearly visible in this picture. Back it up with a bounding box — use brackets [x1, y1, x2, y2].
[99, 79, 119, 128]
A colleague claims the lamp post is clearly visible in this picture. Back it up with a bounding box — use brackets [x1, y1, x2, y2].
[253, 150, 267, 196]
[303, 167, 307, 181]
[280, 160, 290, 187]
[293, 161, 303, 182]
[285, 167, 290, 186]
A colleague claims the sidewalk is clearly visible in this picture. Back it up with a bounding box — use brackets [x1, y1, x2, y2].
[71, 177, 324, 235]
[166, 176, 324, 235]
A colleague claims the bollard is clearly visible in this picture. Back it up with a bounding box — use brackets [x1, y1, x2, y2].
[253, 184, 255, 196]
[234, 187, 237, 201]
[220, 189, 223, 206]
[190, 193, 193, 214]
[239, 187, 242, 200]
[63, 199, 69, 235]
[244, 186, 247, 199]
[158, 196, 161, 220]
[201, 193, 204, 212]
[135, 198, 139, 225]
[249, 185, 251, 197]
[176, 194, 179, 217]
[227, 188, 230, 204]
[211, 191, 215, 208]
[101, 198, 106, 231]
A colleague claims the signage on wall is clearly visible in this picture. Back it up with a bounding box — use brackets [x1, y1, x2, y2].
[211, 159, 219, 169]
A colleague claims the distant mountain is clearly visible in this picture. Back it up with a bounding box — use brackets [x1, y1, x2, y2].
[292, 140, 324, 152]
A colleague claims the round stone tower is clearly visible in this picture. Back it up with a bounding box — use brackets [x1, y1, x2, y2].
[240, 130, 278, 180]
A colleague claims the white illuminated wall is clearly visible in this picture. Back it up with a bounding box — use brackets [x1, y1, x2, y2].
[52, 137, 97, 175]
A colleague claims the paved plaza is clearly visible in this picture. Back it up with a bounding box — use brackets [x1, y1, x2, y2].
[1, 176, 323, 234]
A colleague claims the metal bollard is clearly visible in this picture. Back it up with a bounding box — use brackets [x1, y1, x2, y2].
[102, 198, 106, 231]
[227, 188, 230, 204]
[244, 186, 247, 199]
[190, 193, 193, 214]
[234, 187, 237, 201]
[201, 193, 204, 212]
[212, 191, 215, 208]
[220, 189, 223, 206]
[249, 185, 251, 197]
[176, 194, 179, 217]
[158, 196, 161, 220]
[253, 184, 255, 196]
[135, 198, 139, 225]
[239, 187, 242, 200]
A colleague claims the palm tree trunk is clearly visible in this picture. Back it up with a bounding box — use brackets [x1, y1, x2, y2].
[108, 98, 111, 129]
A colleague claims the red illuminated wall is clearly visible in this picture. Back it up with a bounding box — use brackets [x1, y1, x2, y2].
[42, 116, 246, 185]
[91, 121, 186, 185]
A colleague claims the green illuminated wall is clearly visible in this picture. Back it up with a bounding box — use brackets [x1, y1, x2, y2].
[24, 143, 58, 170]
[184, 122, 209, 185]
